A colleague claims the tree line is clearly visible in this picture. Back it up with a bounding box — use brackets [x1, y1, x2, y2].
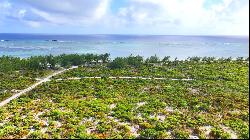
[0, 53, 109, 72]
[0, 53, 248, 72]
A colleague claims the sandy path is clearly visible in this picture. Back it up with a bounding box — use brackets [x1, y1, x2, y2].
[0, 66, 78, 107]
[55, 77, 194, 81]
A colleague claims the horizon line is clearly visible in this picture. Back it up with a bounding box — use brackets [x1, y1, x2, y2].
[0, 32, 249, 37]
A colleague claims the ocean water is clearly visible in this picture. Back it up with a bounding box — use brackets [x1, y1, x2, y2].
[0, 33, 249, 60]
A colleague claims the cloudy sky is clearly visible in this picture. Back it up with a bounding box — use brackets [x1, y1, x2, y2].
[0, 0, 249, 35]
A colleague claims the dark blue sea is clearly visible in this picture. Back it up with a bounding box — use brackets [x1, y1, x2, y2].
[0, 33, 248, 59]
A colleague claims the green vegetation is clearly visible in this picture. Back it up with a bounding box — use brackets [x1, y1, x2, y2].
[0, 53, 110, 72]
[0, 53, 110, 101]
[0, 54, 249, 139]
[0, 69, 53, 101]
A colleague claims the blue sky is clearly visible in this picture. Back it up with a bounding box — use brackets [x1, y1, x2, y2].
[0, 0, 249, 35]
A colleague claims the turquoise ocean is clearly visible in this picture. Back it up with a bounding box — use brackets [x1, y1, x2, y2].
[0, 34, 248, 60]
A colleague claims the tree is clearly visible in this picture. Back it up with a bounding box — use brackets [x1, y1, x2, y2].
[188, 56, 201, 62]
[202, 57, 215, 63]
[46, 54, 56, 69]
[127, 55, 143, 68]
[85, 53, 95, 64]
[146, 55, 160, 63]
[27, 56, 42, 70]
[236, 57, 244, 61]
[59, 54, 70, 67]
[100, 53, 110, 63]
[108, 57, 127, 69]
[162, 56, 170, 63]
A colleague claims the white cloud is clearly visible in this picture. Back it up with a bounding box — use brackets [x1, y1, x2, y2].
[18, 9, 26, 18]
[94, 0, 109, 20]
[20, 0, 110, 26]
[113, 0, 249, 35]
[0, 1, 12, 17]
[0, 0, 110, 28]
[0, 0, 248, 35]
[25, 20, 41, 28]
